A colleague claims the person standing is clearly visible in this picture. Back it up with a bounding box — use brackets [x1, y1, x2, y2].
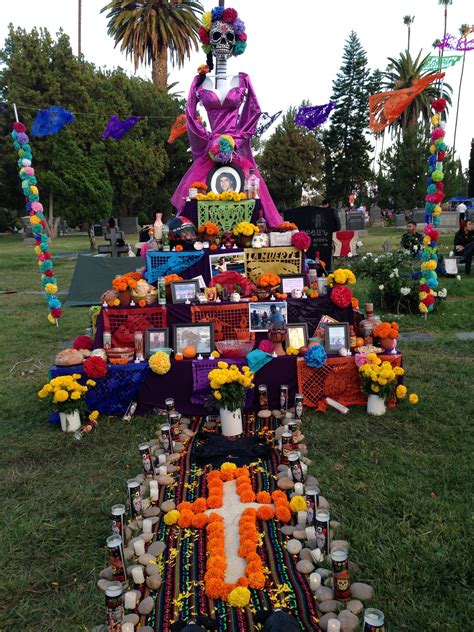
[456, 200, 467, 224]
[454, 219, 474, 274]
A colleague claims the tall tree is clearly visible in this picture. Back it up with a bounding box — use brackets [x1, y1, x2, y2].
[468, 138, 474, 197]
[383, 50, 452, 135]
[403, 15, 415, 53]
[437, 0, 453, 95]
[101, 0, 203, 90]
[452, 24, 470, 154]
[324, 32, 373, 206]
[257, 107, 324, 210]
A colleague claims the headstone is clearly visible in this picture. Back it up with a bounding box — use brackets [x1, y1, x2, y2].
[382, 240, 392, 252]
[97, 228, 129, 257]
[347, 211, 365, 231]
[284, 205, 341, 267]
[338, 210, 346, 230]
[93, 224, 103, 237]
[20, 215, 35, 244]
[413, 209, 426, 224]
[119, 217, 139, 235]
[369, 204, 384, 226]
[395, 214, 406, 228]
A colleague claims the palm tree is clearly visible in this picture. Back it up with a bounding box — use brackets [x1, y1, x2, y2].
[452, 24, 471, 153]
[102, 0, 203, 90]
[437, 0, 453, 93]
[403, 16, 415, 53]
[383, 50, 452, 135]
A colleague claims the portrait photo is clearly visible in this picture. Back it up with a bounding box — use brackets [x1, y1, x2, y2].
[249, 301, 288, 332]
[207, 164, 244, 195]
[173, 323, 214, 355]
[145, 328, 169, 358]
[286, 323, 308, 350]
[209, 252, 246, 278]
[324, 323, 350, 353]
[170, 280, 199, 304]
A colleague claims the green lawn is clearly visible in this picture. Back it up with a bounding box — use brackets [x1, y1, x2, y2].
[0, 231, 472, 630]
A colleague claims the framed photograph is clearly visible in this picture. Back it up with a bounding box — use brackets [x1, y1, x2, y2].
[249, 301, 288, 332]
[269, 232, 294, 247]
[280, 274, 306, 294]
[286, 323, 308, 350]
[209, 252, 246, 278]
[207, 164, 244, 195]
[145, 328, 169, 358]
[324, 322, 350, 354]
[173, 323, 214, 355]
[312, 314, 339, 339]
[170, 280, 199, 304]
[192, 275, 206, 290]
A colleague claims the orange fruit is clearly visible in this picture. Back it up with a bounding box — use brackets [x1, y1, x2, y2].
[299, 346, 308, 356]
[183, 345, 197, 359]
[175, 353, 184, 361]
[356, 337, 365, 347]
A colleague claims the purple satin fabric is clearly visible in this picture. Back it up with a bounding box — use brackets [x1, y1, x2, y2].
[171, 73, 282, 227]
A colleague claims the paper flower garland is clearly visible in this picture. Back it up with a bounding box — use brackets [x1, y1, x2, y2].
[304, 345, 327, 368]
[330, 284, 353, 308]
[11, 121, 62, 324]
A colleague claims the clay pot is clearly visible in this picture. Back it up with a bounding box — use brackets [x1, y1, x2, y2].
[379, 337, 396, 351]
[118, 290, 131, 307]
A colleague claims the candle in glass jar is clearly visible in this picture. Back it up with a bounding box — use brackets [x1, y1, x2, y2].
[133, 539, 145, 556]
[142, 518, 153, 534]
[131, 565, 145, 585]
[294, 482, 304, 496]
[297, 510, 307, 527]
[309, 572, 321, 592]
[149, 480, 159, 501]
[121, 623, 135, 632]
[124, 590, 137, 610]
[158, 454, 167, 464]
[327, 620, 341, 632]
[158, 465, 168, 476]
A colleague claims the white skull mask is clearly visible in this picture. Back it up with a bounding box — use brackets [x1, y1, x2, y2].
[209, 21, 236, 60]
[252, 233, 269, 248]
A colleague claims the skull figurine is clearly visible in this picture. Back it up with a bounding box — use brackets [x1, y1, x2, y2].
[252, 233, 269, 248]
[209, 21, 236, 60]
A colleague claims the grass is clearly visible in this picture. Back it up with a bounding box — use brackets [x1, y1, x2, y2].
[0, 231, 473, 631]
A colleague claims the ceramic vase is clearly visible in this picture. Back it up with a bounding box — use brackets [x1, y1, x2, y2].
[367, 394, 386, 416]
[379, 337, 397, 351]
[60, 410, 81, 432]
[219, 407, 243, 437]
[153, 212, 163, 242]
[118, 289, 131, 307]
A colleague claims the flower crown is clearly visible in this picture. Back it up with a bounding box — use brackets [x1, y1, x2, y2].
[198, 6, 247, 56]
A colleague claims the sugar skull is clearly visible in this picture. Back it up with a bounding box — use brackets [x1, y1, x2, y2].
[251, 232, 269, 248]
[209, 21, 236, 60]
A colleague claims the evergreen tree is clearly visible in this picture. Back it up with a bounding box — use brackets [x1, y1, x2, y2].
[324, 32, 373, 206]
[257, 106, 324, 210]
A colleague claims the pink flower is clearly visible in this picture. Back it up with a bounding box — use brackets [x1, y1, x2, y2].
[258, 340, 274, 354]
[355, 353, 368, 367]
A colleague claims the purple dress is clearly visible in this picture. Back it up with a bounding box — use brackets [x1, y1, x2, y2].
[171, 72, 282, 227]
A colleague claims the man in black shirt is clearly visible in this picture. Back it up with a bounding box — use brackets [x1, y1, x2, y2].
[454, 219, 474, 274]
[400, 221, 423, 257]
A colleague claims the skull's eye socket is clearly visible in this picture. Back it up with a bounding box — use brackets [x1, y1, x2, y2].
[211, 31, 222, 42]
[226, 31, 235, 43]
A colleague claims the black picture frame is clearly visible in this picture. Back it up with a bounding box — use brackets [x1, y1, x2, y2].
[170, 280, 199, 304]
[173, 323, 215, 356]
[324, 322, 350, 354]
[279, 274, 306, 295]
[207, 164, 245, 194]
[145, 328, 169, 359]
[286, 323, 309, 350]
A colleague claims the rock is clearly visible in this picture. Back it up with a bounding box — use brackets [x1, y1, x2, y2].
[180, 416, 191, 425]
[123, 614, 139, 625]
[147, 540, 166, 557]
[331, 540, 350, 553]
[134, 473, 146, 484]
[157, 474, 174, 485]
[141, 498, 151, 511]
[310, 548, 324, 563]
[349, 561, 361, 574]
[166, 453, 181, 463]
[298, 444, 308, 456]
[278, 464, 290, 473]
[161, 500, 176, 513]
[146, 564, 160, 576]
[140, 533, 154, 543]
[281, 525, 295, 536]
[125, 527, 133, 542]
[167, 464, 179, 473]
[337, 609, 359, 632]
[137, 596, 155, 615]
[319, 600, 340, 614]
[99, 566, 114, 580]
[182, 428, 194, 437]
[146, 574, 162, 590]
[141, 479, 150, 489]
[277, 477, 294, 490]
[293, 529, 307, 540]
[315, 586, 334, 603]
[90, 627, 106, 632]
[128, 520, 139, 531]
[143, 506, 160, 518]
[96, 579, 113, 592]
[138, 553, 156, 566]
[318, 496, 330, 509]
[346, 599, 364, 615]
[123, 547, 134, 561]
[331, 521, 341, 529]
[277, 471, 291, 480]
[274, 426, 287, 441]
[271, 410, 282, 419]
[317, 613, 338, 631]
[299, 548, 314, 562]
[305, 476, 319, 488]
[296, 559, 314, 574]
[301, 456, 312, 466]
[179, 433, 189, 443]
[324, 576, 334, 588]
[350, 582, 374, 602]
[173, 442, 185, 453]
[286, 539, 302, 555]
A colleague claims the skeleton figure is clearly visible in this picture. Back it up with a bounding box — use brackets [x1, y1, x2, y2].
[209, 21, 236, 60]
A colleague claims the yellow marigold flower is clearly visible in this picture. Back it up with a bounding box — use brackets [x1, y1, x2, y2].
[44, 283, 58, 294]
[38, 389, 49, 399]
[70, 391, 81, 400]
[217, 361, 228, 370]
[396, 385, 407, 399]
[89, 410, 99, 421]
[409, 393, 419, 404]
[289, 495, 307, 512]
[227, 586, 251, 608]
[210, 351, 220, 358]
[371, 385, 380, 393]
[378, 378, 387, 385]
[43, 384, 53, 393]
[371, 374, 378, 382]
[54, 389, 69, 403]
[86, 379, 96, 387]
[202, 11, 212, 29]
[214, 391, 222, 400]
[221, 462, 237, 471]
[394, 367, 404, 376]
[164, 510, 180, 526]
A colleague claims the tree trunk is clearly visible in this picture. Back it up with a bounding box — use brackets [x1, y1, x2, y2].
[45, 191, 61, 239]
[407, 26, 411, 53]
[452, 47, 466, 154]
[152, 47, 168, 90]
[88, 224, 96, 251]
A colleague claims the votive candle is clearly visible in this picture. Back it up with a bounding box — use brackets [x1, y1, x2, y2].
[124, 590, 137, 610]
[309, 572, 321, 592]
[297, 510, 307, 527]
[158, 454, 167, 465]
[294, 483, 304, 496]
[133, 539, 145, 556]
[158, 465, 168, 476]
[149, 480, 159, 501]
[327, 620, 341, 632]
[131, 565, 145, 585]
[121, 623, 135, 632]
[142, 518, 153, 534]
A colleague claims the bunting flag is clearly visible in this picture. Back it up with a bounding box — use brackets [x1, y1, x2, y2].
[436, 31, 474, 52]
[422, 55, 462, 72]
[167, 113, 187, 144]
[101, 115, 142, 141]
[31, 106, 74, 137]
[294, 102, 335, 130]
[255, 111, 282, 138]
[369, 73, 444, 134]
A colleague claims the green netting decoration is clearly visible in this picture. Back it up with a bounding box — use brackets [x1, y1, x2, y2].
[197, 200, 256, 233]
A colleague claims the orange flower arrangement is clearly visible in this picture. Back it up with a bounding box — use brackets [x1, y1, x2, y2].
[272, 490, 292, 523]
[257, 273, 281, 288]
[275, 221, 298, 232]
[190, 181, 208, 191]
[175, 245, 184, 251]
[198, 221, 220, 236]
[373, 321, 400, 339]
[112, 275, 138, 292]
[138, 299, 147, 308]
[109, 358, 129, 365]
[122, 271, 142, 281]
[164, 274, 183, 285]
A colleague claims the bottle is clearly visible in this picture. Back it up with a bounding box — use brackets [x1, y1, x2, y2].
[246, 168, 260, 199]
[161, 224, 170, 251]
[153, 212, 163, 242]
[358, 303, 381, 344]
[349, 325, 357, 350]
[146, 233, 158, 252]
[256, 210, 268, 233]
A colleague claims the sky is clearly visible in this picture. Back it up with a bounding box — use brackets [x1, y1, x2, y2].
[1, 0, 473, 168]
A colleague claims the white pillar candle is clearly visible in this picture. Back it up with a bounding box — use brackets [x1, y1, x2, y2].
[142, 518, 153, 534]
[158, 465, 168, 476]
[158, 454, 167, 465]
[297, 511, 307, 527]
[133, 539, 145, 556]
[131, 565, 145, 585]
[327, 620, 341, 632]
[149, 480, 159, 501]
[122, 623, 135, 632]
[309, 572, 321, 592]
[124, 590, 137, 610]
[306, 526, 317, 549]
[294, 483, 304, 496]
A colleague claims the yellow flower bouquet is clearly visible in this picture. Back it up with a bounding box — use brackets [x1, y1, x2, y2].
[207, 362, 254, 411]
[326, 268, 357, 288]
[37, 374, 90, 413]
[358, 354, 418, 404]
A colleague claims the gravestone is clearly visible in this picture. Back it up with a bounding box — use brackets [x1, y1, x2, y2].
[395, 214, 406, 228]
[97, 228, 129, 257]
[338, 210, 347, 230]
[382, 240, 392, 252]
[413, 209, 426, 224]
[369, 204, 384, 226]
[347, 211, 365, 230]
[119, 216, 139, 235]
[21, 215, 35, 245]
[284, 205, 341, 268]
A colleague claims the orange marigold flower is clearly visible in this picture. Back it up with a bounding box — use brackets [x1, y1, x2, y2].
[207, 495, 223, 509]
[275, 507, 292, 523]
[238, 541, 257, 557]
[239, 490, 257, 503]
[207, 555, 226, 569]
[272, 490, 287, 502]
[246, 552, 261, 564]
[257, 505, 275, 521]
[192, 498, 208, 513]
[248, 572, 266, 589]
[205, 578, 224, 600]
[242, 508, 257, 518]
[234, 467, 249, 478]
[177, 501, 193, 512]
[237, 577, 249, 587]
[177, 509, 194, 528]
[192, 513, 209, 529]
[246, 560, 263, 574]
[239, 529, 258, 543]
[205, 568, 224, 581]
[256, 491, 272, 504]
[207, 513, 223, 525]
[220, 469, 235, 481]
[220, 583, 236, 599]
